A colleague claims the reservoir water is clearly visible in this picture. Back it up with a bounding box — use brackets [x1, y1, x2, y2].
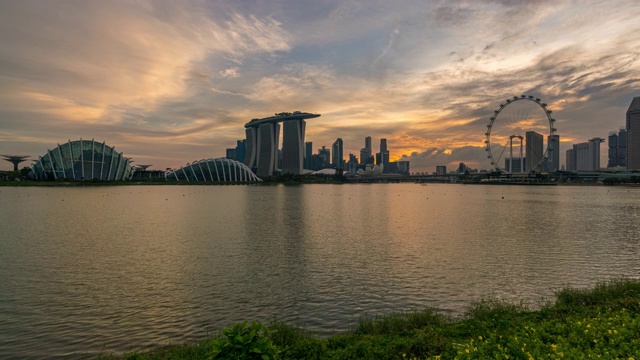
[1, 183, 639, 358]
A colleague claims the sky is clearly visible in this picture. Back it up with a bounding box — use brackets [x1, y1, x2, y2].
[1, 0, 639, 172]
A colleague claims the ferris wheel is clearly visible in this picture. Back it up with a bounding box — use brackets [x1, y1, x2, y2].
[484, 95, 557, 173]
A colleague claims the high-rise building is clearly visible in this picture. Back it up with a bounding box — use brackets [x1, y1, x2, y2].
[236, 139, 246, 164]
[398, 160, 410, 175]
[365, 136, 372, 157]
[318, 146, 330, 168]
[282, 120, 306, 174]
[305, 141, 313, 170]
[525, 131, 544, 172]
[347, 153, 358, 173]
[626, 97, 640, 169]
[256, 122, 280, 177]
[566, 148, 576, 171]
[244, 111, 320, 175]
[505, 157, 525, 173]
[609, 129, 628, 168]
[225, 148, 237, 160]
[360, 148, 371, 165]
[545, 134, 560, 172]
[331, 138, 343, 169]
[573, 137, 604, 171]
[244, 127, 258, 169]
[379, 138, 390, 173]
[435, 166, 447, 175]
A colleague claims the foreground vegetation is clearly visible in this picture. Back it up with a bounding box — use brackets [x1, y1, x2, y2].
[107, 279, 640, 359]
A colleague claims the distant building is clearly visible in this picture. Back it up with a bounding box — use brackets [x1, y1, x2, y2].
[573, 137, 604, 171]
[365, 136, 372, 157]
[380, 138, 390, 172]
[347, 153, 359, 173]
[608, 129, 627, 168]
[525, 131, 544, 172]
[626, 97, 640, 170]
[236, 139, 246, 164]
[435, 165, 446, 175]
[318, 146, 330, 168]
[225, 148, 237, 160]
[331, 138, 344, 169]
[282, 119, 306, 175]
[360, 147, 371, 165]
[305, 141, 313, 170]
[504, 157, 525, 173]
[545, 134, 560, 172]
[566, 148, 576, 171]
[398, 160, 410, 175]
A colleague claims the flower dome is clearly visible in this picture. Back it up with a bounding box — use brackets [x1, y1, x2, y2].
[30, 139, 133, 181]
[166, 158, 261, 183]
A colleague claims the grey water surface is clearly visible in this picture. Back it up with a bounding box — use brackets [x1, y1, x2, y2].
[1, 184, 639, 358]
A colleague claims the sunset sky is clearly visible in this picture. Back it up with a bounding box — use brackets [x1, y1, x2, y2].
[1, 0, 639, 172]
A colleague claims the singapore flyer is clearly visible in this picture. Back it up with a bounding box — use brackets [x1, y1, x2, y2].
[484, 95, 557, 173]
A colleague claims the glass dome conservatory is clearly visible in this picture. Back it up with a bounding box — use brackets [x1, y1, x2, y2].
[166, 158, 261, 183]
[30, 139, 133, 181]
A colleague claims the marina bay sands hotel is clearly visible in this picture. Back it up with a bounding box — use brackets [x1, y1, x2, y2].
[243, 111, 321, 177]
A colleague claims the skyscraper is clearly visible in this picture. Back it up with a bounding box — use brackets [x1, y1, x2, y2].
[566, 148, 576, 171]
[380, 138, 389, 173]
[318, 146, 330, 168]
[305, 141, 313, 170]
[256, 122, 280, 177]
[365, 136, 372, 157]
[282, 119, 306, 174]
[545, 134, 560, 172]
[331, 138, 343, 169]
[236, 139, 246, 164]
[360, 148, 370, 165]
[573, 137, 603, 171]
[606, 129, 627, 168]
[626, 97, 640, 170]
[525, 131, 543, 172]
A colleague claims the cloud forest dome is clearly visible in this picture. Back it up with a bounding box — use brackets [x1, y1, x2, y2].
[30, 139, 133, 181]
[165, 158, 262, 183]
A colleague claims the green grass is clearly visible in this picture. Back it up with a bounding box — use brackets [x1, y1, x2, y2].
[103, 279, 640, 359]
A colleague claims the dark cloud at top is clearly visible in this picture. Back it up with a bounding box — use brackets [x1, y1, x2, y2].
[0, 0, 639, 171]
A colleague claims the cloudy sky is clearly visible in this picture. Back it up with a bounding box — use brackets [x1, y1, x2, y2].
[1, 0, 639, 172]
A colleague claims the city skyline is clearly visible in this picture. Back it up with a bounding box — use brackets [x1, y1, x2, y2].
[1, 1, 639, 171]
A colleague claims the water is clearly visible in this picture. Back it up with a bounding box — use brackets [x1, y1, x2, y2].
[1, 184, 639, 358]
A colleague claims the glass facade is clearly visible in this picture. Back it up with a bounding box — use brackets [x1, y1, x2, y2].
[30, 139, 133, 180]
[165, 158, 262, 183]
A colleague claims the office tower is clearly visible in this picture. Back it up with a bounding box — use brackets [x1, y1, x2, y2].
[398, 160, 410, 175]
[236, 139, 246, 164]
[546, 134, 560, 172]
[225, 148, 237, 160]
[525, 131, 544, 172]
[379, 138, 390, 173]
[627, 97, 640, 169]
[318, 146, 330, 168]
[609, 129, 628, 168]
[244, 127, 258, 169]
[608, 131, 618, 168]
[435, 166, 446, 175]
[365, 136, 372, 157]
[282, 119, 306, 174]
[256, 122, 280, 177]
[504, 157, 525, 173]
[348, 154, 358, 173]
[573, 137, 604, 171]
[331, 138, 343, 169]
[305, 141, 313, 170]
[360, 148, 370, 165]
[566, 148, 576, 171]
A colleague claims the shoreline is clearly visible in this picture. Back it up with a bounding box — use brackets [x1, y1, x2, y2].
[100, 279, 640, 359]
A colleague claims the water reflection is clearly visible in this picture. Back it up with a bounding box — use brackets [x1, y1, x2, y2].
[1, 184, 640, 358]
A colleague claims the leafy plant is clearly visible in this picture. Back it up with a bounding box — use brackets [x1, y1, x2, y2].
[209, 321, 279, 360]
